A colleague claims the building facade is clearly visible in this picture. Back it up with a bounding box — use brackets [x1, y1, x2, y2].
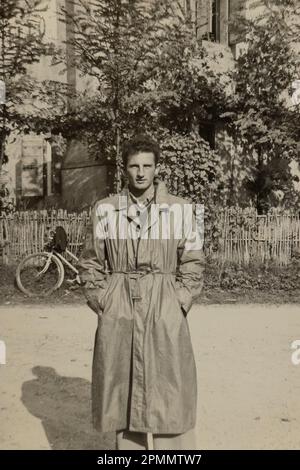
[1, 0, 270, 210]
[1, 0, 112, 211]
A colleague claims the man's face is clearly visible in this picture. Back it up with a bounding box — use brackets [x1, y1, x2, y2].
[125, 152, 157, 192]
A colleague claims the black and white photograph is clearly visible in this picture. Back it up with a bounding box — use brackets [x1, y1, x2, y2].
[1, 0, 300, 457]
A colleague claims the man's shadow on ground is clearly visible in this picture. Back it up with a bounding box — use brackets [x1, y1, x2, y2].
[21, 366, 116, 450]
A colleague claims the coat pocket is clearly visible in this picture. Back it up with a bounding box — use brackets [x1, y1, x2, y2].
[171, 280, 187, 318]
[98, 275, 113, 312]
[85, 289, 102, 315]
[176, 295, 187, 317]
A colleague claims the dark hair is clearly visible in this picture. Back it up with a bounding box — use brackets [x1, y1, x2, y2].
[122, 134, 160, 167]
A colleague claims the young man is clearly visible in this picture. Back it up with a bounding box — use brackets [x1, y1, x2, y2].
[78, 134, 205, 450]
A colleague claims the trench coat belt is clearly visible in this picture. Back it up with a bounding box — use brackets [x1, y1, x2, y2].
[107, 269, 177, 301]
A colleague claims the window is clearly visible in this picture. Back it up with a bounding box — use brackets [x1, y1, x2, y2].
[211, 0, 221, 42]
[196, 0, 229, 44]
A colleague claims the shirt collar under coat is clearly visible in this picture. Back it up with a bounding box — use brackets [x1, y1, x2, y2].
[115, 179, 170, 211]
[114, 179, 170, 235]
[128, 188, 155, 209]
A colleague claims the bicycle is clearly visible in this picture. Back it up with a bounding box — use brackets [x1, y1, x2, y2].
[16, 226, 81, 297]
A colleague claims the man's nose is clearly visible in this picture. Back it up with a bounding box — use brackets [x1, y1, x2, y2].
[137, 167, 144, 177]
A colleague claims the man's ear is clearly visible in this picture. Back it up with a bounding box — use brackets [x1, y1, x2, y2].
[154, 164, 160, 176]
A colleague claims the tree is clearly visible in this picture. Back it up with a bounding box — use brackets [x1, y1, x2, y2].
[0, 0, 48, 170]
[43, 0, 230, 193]
[228, 0, 300, 212]
[49, 0, 193, 190]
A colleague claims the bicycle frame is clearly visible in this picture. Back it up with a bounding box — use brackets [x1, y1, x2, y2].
[52, 248, 79, 275]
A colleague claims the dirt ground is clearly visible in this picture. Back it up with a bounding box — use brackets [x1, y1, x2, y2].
[0, 303, 300, 450]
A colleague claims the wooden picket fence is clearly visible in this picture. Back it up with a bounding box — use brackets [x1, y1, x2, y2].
[205, 209, 300, 266]
[1, 207, 300, 266]
[0, 209, 90, 264]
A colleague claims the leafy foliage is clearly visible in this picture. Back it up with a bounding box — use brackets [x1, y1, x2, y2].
[0, 0, 48, 168]
[158, 131, 225, 206]
[227, 0, 300, 212]
[44, 0, 230, 192]
[217, 261, 300, 291]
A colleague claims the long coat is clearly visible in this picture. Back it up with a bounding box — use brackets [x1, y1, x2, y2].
[78, 180, 205, 433]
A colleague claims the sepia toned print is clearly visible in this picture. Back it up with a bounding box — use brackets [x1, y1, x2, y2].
[1, 0, 300, 456]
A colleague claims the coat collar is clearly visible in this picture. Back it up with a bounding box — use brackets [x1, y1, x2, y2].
[116, 179, 170, 212]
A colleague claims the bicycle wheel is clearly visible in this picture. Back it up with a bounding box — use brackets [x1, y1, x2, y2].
[16, 252, 64, 297]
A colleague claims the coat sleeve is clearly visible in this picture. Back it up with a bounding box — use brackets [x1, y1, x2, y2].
[77, 202, 109, 314]
[175, 202, 205, 315]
